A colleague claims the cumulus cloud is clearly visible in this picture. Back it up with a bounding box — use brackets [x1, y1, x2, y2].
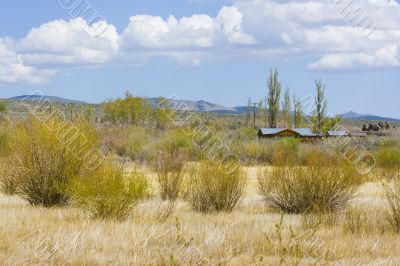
[0, 0, 399, 84]
[309, 45, 400, 70]
[216, 6, 257, 45]
[17, 18, 119, 67]
[122, 14, 221, 48]
[0, 39, 55, 84]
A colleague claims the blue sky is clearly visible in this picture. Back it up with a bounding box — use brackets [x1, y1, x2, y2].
[0, 0, 399, 118]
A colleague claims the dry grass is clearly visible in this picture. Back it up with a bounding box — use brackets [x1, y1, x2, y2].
[1, 167, 400, 265]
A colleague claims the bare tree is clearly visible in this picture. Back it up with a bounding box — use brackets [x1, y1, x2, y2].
[267, 68, 281, 128]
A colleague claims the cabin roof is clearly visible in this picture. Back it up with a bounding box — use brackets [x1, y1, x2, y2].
[292, 128, 316, 137]
[258, 128, 318, 137]
[328, 130, 348, 136]
[259, 128, 288, 135]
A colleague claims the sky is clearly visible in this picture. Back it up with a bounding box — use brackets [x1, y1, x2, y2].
[0, 0, 399, 118]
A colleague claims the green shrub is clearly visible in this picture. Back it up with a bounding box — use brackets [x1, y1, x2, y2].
[159, 129, 197, 159]
[185, 161, 247, 213]
[258, 161, 358, 214]
[100, 126, 157, 163]
[376, 147, 400, 169]
[4, 117, 99, 207]
[239, 141, 273, 164]
[154, 150, 187, 201]
[69, 163, 151, 220]
[376, 147, 400, 179]
[299, 145, 340, 167]
[272, 138, 300, 166]
[0, 123, 9, 157]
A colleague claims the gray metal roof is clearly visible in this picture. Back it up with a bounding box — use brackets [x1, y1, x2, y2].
[259, 128, 318, 137]
[259, 128, 287, 135]
[292, 128, 316, 137]
[328, 130, 348, 136]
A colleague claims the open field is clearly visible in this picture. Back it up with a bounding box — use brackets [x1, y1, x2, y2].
[1, 166, 400, 266]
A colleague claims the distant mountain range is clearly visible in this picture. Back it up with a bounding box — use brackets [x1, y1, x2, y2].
[146, 98, 248, 114]
[7, 95, 399, 122]
[340, 111, 400, 122]
[9, 95, 88, 105]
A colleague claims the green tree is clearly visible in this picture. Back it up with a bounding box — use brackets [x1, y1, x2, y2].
[267, 68, 281, 128]
[257, 100, 263, 128]
[323, 116, 341, 133]
[103, 100, 117, 123]
[263, 96, 268, 127]
[282, 87, 292, 128]
[293, 95, 303, 128]
[245, 97, 252, 127]
[312, 79, 328, 134]
[154, 98, 172, 130]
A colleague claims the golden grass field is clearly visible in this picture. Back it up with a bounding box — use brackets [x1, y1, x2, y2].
[1, 166, 400, 265]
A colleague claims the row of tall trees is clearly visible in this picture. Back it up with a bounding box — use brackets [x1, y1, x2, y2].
[246, 68, 335, 134]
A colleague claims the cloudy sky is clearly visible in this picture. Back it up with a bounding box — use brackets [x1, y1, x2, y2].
[0, 0, 399, 117]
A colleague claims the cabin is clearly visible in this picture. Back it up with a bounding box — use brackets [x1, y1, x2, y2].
[258, 128, 320, 141]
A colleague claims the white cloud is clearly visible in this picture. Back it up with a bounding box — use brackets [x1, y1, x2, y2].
[18, 18, 118, 66]
[309, 45, 400, 70]
[216, 6, 257, 45]
[121, 14, 221, 48]
[0, 39, 55, 84]
[0, 0, 399, 84]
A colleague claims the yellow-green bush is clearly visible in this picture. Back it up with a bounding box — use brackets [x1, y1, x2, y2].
[4, 117, 99, 206]
[154, 150, 187, 201]
[272, 138, 300, 166]
[258, 158, 359, 214]
[0, 122, 9, 157]
[185, 161, 247, 213]
[376, 147, 400, 179]
[69, 162, 151, 220]
[100, 126, 157, 163]
[159, 129, 197, 160]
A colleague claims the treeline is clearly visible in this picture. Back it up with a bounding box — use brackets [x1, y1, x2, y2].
[246, 68, 340, 134]
[102, 91, 172, 129]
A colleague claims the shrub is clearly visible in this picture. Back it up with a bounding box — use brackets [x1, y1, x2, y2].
[100, 126, 152, 162]
[258, 162, 358, 214]
[384, 178, 400, 233]
[154, 150, 187, 201]
[69, 163, 151, 220]
[158, 129, 197, 160]
[239, 141, 273, 164]
[0, 159, 16, 195]
[4, 117, 98, 207]
[376, 147, 400, 179]
[0, 123, 9, 157]
[185, 161, 247, 213]
[300, 145, 340, 167]
[272, 138, 300, 166]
